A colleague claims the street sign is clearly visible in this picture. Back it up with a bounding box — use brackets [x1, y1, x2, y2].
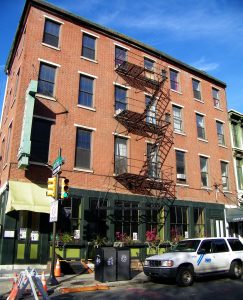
[52, 156, 64, 176]
[50, 200, 58, 222]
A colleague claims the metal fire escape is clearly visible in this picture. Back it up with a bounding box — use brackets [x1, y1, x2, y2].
[113, 53, 176, 224]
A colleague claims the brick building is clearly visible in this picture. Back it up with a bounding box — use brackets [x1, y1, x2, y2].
[0, 0, 238, 266]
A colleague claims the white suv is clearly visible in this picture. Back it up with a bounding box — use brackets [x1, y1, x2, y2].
[144, 237, 243, 286]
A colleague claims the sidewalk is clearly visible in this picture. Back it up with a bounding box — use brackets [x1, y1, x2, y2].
[0, 268, 148, 299]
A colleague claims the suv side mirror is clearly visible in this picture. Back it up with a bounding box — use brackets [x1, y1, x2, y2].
[197, 248, 206, 255]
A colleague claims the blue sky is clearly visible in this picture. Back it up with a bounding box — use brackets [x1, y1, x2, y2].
[0, 0, 243, 112]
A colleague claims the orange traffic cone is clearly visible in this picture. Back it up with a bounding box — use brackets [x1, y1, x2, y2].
[41, 271, 47, 291]
[54, 258, 61, 277]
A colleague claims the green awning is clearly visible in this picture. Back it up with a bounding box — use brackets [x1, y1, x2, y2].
[226, 207, 243, 222]
[6, 181, 51, 214]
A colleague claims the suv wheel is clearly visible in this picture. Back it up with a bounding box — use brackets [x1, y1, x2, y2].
[229, 261, 242, 279]
[176, 266, 194, 287]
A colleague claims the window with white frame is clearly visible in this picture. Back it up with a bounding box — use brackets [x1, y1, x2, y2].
[147, 143, 159, 178]
[173, 105, 183, 133]
[115, 85, 127, 114]
[37, 63, 56, 97]
[170, 69, 180, 92]
[82, 33, 96, 60]
[78, 75, 94, 107]
[3, 123, 12, 165]
[115, 46, 127, 67]
[145, 95, 156, 124]
[216, 121, 225, 146]
[75, 128, 92, 169]
[196, 113, 206, 139]
[200, 156, 209, 187]
[221, 161, 229, 190]
[114, 136, 127, 174]
[43, 19, 60, 48]
[176, 150, 186, 183]
[236, 158, 243, 190]
[212, 87, 220, 108]
[192, 79, 201, 100]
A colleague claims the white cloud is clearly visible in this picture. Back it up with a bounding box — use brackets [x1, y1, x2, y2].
[190, 57, 219, 72]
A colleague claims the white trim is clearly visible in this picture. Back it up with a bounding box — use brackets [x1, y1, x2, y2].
[78, 71, 98, 79]
[220, 159, 230, 163]
[43, 14, 64, 24]
[176, 183, 190, 187]
[211, 85, 221, 91]
[174, 131, 186, 136]
[171, 89, 182, 95]
[194, 110, 206, 116]
[38, 58, 61, 68]
[81, 29, 100, 39]
[41, 43, 61, 51]
[143, 54, 156, 62]
[191, 75, 201, 82]
[33, 115, 55, 122]
[194, 98, 204, 104]
[74, 124, 96, 131]
[215, 118, 225, 124]
[168, 65, 181, 72]
[73, 168, 94, 173]
[113, 42, 130, 51]
[35, 94, 56, 101]
[112, 132, 131, 139]
[80, 56, 98, 64]
[171, 102, 184, 108]
[198, 153, 210, 158]
[77, 104, 96, 112]
[174, 147, 188, 152]
[113, 82, 131, 89]
[197, 138, 208, 143]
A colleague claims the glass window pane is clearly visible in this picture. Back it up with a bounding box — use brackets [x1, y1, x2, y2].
[43, 19, 60, 47]
[115, 46, 127, 66]
[82, 34, 96, 60]
[75, 129, 91, 169]
[37, 63, 56, 97]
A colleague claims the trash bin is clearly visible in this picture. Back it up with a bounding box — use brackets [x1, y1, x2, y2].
[116, 248, 131, 281]
[94, 247, 117, 282]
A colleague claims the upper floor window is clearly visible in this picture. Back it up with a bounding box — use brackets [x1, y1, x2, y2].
[14, 69, 20, 99]
[196, 113, 206, 140]
[232, 123, 240, 148]
[170, 69, 180, 92]
[115, 46, 127, 67]
[43, 19, 60, 48]
[147, 143, 159, 178]
[37, 63, 56, 97]
[144, 57, 154, 71]
[3, 123, 12, 165]
[78, 75, 94, 107]
[200, 156, 209, 187]
[212, 87, 220, 108]
[82, 33, 96, 60]
[236, 158, 243, 190]
[30, 118, 53, 163]
[216, 121, 225, 146]
[221, 161, 229, 190]
[114, 136, 127, 175]
[145, 95, 156, 124]
[192, 79, 201, 100]
[173, 105, 183, 133]
[115, 86, 127, 114]
[176, 150, 186, 183]
[75, 128, 92, 169]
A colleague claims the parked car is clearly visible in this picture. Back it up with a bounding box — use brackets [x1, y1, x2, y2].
[143, 237, 243, 287]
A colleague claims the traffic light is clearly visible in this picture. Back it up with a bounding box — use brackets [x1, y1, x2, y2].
[47, 177, 56, 197]
[61, 178, 69, 199]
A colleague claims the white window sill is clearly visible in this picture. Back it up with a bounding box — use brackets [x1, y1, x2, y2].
[42, 43, 61, 51]
[176, 183, 189, 187]
[35, 94, 56, 101]
[80, 56, 98, 64]
[214, 106, 223, 111]
[73, 167, 94, 173]
[171, 89, 182, 95]
[174, 131, 186, 136]
[218, 144, 227, 149]
[198, 138, 208, 143]
[77, 104, 96, 112]
[194, 98, 204, 104]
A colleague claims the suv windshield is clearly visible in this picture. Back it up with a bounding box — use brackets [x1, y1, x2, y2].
[170, 240, 200, 252]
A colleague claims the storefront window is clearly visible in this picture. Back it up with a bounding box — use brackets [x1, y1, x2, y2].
[170, 206, 188, 241]
[194, 207, 205, 237]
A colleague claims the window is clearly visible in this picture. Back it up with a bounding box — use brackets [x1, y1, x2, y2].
[145, 203, 160, 232]
[145, 95, 156, 124]
[115, 46, 127, 67]
[81, 33, 96, 60]
[37, 63, 56, 97]
[75, 128, 92, 169]
[212, 88, 220, 108]
[78, 75, 94, 107]
[173, 105, 183, 133]
[4, 123, 12, 165]
[176, 150, 186, 183]
[114, 200, 138, 238]
[228, 239, 243, 251]
[221, 161, 229, 190]
[194, 208, 205, 237]
[14, 69, 20, 99]
[199, 240, 212, 254]
[216, 121, 225, 145]
[212, 239, 229, 253]
[147, 143, 159, 178]
[170, 206, 188, 240]
[1, 139, 5, 167]
[192, 79, 201, 100]
[144, 57, 154, 71]
[200, 156, 209, 187]
[43, 19, 60, 48]
[196, 113, 206, 139]
[232, 123, 240, 148]
[236, 158, 243, 190]
[170, 69, 180, 91]
[115, 137, 127, 174]
[115, 86, 127, 113]
[30, 118, 52, 163]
